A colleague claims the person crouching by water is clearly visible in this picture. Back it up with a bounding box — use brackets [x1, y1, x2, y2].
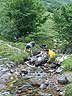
[44, 48, 56, 64]
[24, 41, 35, 56]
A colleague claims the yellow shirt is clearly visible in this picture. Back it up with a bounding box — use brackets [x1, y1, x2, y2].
[48, 49, 56, 61]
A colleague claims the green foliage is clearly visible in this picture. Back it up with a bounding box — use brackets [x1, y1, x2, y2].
[0, 0, 48, 40]
[23, 13, 58, 49]
[53, 4, 72, 44]
[64, 83, 72, 96]
[62, 56, 72, 71]
[0, 40, 28, 64]
[0, 39, 41, 64]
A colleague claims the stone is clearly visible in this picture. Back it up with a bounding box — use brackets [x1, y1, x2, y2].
[1, 91, 10, 96]
[40, 83, 47, 89]
[56, 66, 64, 73]
[48, 94, 52, 96]
[39, 92, 51, 96]
[30, 56, 37, 63]
[59, 91, 65, 96]
[18, 84, 33, 91]
[57, 74, 69, 84]
[55, 87, 60, 92]
[50, 64, 57, 68]
[64, 72, 72, 82]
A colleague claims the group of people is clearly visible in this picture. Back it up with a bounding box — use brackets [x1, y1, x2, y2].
[24, 41, 56, 64]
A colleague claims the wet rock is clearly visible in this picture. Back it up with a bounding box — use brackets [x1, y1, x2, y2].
[0, 84, 5, 90]
[50, 64, 57, 69]
[56, 66, 64, 73]
[3, 61, 13, 67]
[64, 72, 72, 82]
[48, 94, 52, 96]
[30, 78, 42, 87]
[0, 58, 14, 68]
[57, 74, 69, 84]
[29, 72, 47, 87]
[40, 83, 47, 89]
[59, 91, 64, 96]
[29, 56, 36, 63]
[45, 79, 49, 86]
[35, 56, 44, 66]
[0, 65, 8, 76]
[55, 54, 68, 65]
[54, 85, 60, 92]
[0, 58, 9, 64]
[20, 70, 28, 76]
[10, 69, 15, 73]
[56, 87, 60, 92]
[35, 53, 48, 66]
[48, 69, 55, 73]
[1, 91, 10, 96]
[39, 92, 52, 96]
[17, 84, 33, 93]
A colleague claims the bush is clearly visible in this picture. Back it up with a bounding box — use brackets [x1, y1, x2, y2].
[0, 0, 48, 40]
[54, 4, 72, 43]
[64, 83, 72, 96]
[0, 40, 28, 64]
[62, 56, 72, 71]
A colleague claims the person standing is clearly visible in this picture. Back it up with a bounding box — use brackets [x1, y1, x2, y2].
[24, 41, 35, 56]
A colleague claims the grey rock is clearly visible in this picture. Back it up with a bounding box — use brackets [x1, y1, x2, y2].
[18, 84, 33, 90]
[40, 83, 47, 89]
[53, 84, 60, 92]
[30, 56, 37, 63]
[66, 47, 72, 54]
[35, 56, 47, 66]
[59, 91, 64, 96]
[57, 74, 69, 84]
[50, 64, 57, 68]
[39, 92, 51, 96]
[2, 91, 10, 96]
[48, 94, 52, 96]
[56, 66, 64, 73]
[0, 84, 5, 89]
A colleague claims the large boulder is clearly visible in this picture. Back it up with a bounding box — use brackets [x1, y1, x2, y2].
[35, 55, 48, 66]
[28, 51, 48, 66]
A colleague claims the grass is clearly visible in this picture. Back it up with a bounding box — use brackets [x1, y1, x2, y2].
[62, 56, 72, 71]
[64, 83, 72, 96]
[0, 39, 40, 64]
[0, 40, 28, 64]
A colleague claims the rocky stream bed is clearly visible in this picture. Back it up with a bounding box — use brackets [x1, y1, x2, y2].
[0, 54, 72, 96]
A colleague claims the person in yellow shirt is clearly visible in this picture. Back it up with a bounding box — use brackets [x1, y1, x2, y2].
[44, 48, 56, 63]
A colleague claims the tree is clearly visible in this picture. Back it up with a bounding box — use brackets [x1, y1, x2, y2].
[53, 3, 72, 45]
[0, 0, 48, 40]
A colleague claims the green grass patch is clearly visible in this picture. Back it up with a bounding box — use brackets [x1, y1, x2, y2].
[0, 40, 40, 64]
[0, 40, 29, 64]
[64, 83, 72, 96]
[62, 56, 72, 71]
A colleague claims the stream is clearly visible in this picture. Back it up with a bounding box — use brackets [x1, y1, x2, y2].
[0, 55, 71, 96]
